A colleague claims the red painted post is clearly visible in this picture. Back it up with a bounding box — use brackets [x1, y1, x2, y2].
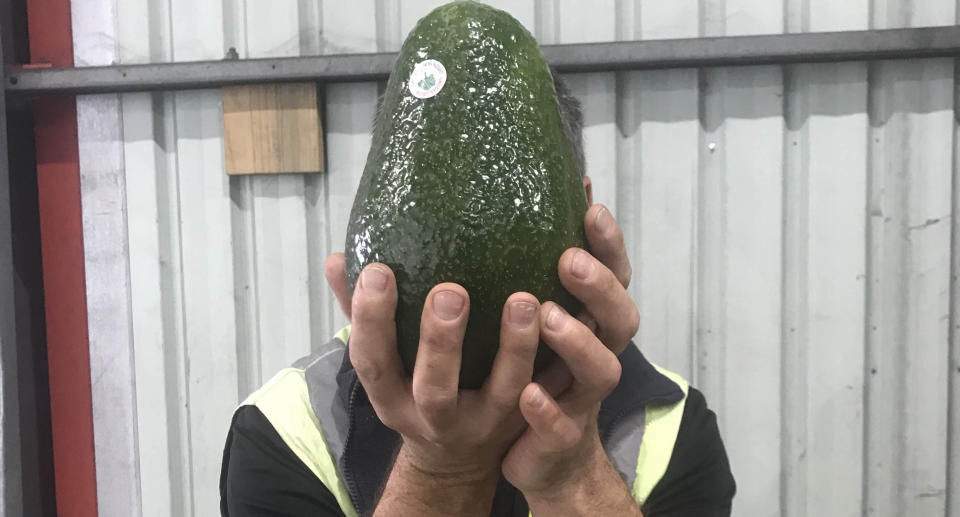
[25, 0, 99, 515]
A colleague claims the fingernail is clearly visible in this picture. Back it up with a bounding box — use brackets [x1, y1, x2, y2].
[595, 206, 612, 234]
[508, 301, 536, 328]
[546, 306, 568, 331]
[433, 291, 465, 321]
[527, 386, 546, 409]
[361, 266, 387, 292]
[571, 251, 594, 279]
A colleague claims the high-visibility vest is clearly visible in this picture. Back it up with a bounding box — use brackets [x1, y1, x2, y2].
[239, 326, 688, 517]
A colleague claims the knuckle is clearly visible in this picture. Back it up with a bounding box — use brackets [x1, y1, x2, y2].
[421, 424, 449, 446]
[599, 265, 618, 290]
[552, 422, 581, 451]
[609, 220, 625, 245]
[497, 345, 537, 374]
[628, 305, 640, 337]
[420, 331, 459, 354]
[502, 461, 521, 484]
[621, 263, 633, 287]
[351, 298, 382, 324]
[599, 359, 622, 395]
[474, 419, 499, 443]
[504, 333, 538, 356]
[377, 409, 403, 431]
[350, 355, 382, 383]
[414, 386, 457, 416]
[605, 305, 639, 351]
[568, 337, 593, 364]
[612, 306, 640, 345]
[488, 392, 520, 414]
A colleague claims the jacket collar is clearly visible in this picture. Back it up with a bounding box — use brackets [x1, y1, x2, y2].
[598, 343, 685, 440]
[334, 342, 683, 516]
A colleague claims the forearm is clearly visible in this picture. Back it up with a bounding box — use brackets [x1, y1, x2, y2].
[373, 445, 499, 517]
[524, 445, 642, 517]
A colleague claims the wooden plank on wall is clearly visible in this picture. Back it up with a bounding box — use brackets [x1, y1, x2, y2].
[222, 83, 324, 175]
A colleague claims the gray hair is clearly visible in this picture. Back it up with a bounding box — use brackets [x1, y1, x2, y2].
[552, 71, 585, 178]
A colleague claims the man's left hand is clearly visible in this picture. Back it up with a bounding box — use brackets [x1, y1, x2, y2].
[502, 204, 643, 516]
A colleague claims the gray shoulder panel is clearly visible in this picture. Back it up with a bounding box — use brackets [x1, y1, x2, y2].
[298, 337, 351, 467]
[297, 334, 646, 491]
[605, 409, 646, 490]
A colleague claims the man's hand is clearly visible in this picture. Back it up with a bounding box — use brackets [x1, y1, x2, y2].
[323, 203, 643, 515]
[502, 204, 643, 516]
[501, 303, 640, 516]
[568, 203, 637, 354]
[348, 264, 540, 516]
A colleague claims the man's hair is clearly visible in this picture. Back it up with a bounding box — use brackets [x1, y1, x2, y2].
[373, 69, 586, 177]
[552, 72, 585, 178]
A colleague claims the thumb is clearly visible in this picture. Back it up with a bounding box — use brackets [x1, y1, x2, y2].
[519, 383, 580, 452]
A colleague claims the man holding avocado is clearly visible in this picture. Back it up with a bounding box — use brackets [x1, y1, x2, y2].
[219, 79, 735, 517]
[222, 4, 733, 515]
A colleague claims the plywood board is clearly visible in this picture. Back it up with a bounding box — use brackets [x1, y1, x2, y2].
[222, 83, 324, 175]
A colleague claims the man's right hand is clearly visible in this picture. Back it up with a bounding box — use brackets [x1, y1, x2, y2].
[346, 262, 541, 517]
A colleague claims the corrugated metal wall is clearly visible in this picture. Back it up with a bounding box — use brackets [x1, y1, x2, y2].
[70, 0, 958, 515]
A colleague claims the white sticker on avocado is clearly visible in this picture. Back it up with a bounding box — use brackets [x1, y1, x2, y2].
[408, 59, 447, 99]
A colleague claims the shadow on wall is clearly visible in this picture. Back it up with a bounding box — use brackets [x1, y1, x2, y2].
[120, 59, 955, 158]
[559, 61, 957, 138]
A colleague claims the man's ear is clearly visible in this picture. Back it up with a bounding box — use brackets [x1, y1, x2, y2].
[582, 176, 593, 205]
[324, 253, 353, 320]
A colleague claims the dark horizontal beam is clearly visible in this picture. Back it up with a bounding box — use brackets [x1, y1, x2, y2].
[545, 25, 960, 72]
[5, 26, 960, 96]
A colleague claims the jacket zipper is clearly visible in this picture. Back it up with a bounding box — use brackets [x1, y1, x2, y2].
[341, 379, 363, 511]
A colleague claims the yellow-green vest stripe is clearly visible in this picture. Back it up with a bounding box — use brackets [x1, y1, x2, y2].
[632, 364, 689, 505]
[526, 362, 687, 517]
[334, 325, 352, 346]
[241, 368, 359, 517]
[241, 325, 687, 516]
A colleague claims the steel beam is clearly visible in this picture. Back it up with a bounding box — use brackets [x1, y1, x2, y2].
[4, 26, 959, 96]
[0, 13, 23, 517]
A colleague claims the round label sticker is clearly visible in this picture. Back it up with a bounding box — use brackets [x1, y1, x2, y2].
[408, 59, 447, 99]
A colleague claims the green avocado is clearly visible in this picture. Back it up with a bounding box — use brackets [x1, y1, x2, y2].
[345, 1, 588, 389]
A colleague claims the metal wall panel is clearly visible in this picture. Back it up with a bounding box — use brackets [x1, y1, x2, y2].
[70, 1, 958, 515]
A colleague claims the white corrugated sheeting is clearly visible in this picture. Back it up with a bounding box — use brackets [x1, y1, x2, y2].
[69, 0, 957, 515]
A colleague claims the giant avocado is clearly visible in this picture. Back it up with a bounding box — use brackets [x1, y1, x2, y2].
[345, 1, 588, 389]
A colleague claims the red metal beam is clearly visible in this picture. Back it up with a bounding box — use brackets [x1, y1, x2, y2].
[26, 0, 98, 515]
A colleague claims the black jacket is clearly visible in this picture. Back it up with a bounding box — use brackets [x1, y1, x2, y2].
[220, 343, 735, 516]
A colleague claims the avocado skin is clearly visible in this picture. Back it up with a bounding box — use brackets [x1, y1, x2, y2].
[345, 1, 588, 389]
